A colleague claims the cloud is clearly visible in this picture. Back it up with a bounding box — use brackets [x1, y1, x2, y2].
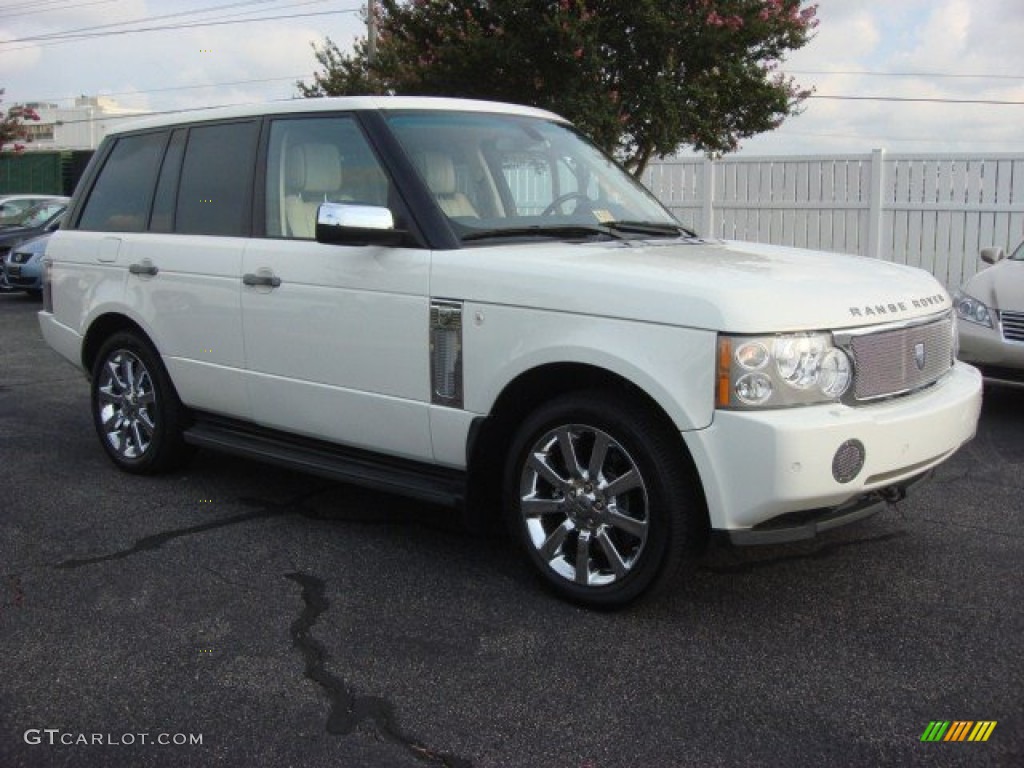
[737, 0, 1024, 154]
[1, 1, 364, 110]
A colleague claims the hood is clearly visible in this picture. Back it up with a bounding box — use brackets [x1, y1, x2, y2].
[432, 238, 950, 333]
[961, 258, 1024, 313]
[0, 226, 42, 246]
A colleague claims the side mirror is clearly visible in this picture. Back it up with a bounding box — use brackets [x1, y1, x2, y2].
[315, 202, 405, 246]
[980, 246, 1005, 265]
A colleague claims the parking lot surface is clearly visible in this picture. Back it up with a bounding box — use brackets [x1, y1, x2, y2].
[1, 291, 1021, 767]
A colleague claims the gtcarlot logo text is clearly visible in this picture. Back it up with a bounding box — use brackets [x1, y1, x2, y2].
[24, 729, 203, 747]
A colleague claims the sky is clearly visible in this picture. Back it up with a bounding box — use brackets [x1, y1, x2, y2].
[1, 0, 1023, 157]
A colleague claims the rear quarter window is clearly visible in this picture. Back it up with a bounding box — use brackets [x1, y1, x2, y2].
[78, 132, 167, 232]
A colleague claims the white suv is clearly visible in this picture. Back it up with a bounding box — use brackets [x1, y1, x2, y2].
[39, 97, 983, 606]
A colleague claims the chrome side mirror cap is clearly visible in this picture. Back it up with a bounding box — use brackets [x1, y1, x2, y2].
[316, 203, 405, 246]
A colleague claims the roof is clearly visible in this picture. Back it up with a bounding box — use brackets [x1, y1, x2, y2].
[109, 96, 567, 136]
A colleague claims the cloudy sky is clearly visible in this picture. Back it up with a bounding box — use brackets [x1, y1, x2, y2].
[2, 0, 1023, 156]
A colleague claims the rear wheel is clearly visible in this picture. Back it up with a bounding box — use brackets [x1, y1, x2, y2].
[504, 391, 704, 607]
[90, 331, 193, 474]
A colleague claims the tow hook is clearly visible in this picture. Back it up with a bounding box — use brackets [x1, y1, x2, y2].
[880, 485, 907, 504]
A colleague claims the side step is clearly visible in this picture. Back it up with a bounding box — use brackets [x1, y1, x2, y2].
[183, 415, 466, 508]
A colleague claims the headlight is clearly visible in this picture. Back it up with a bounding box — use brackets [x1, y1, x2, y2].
[717, 332, 852, 409]
[952, 290, 993, 328]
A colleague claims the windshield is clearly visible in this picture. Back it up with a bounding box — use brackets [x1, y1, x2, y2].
[1011, 241, 1024, 261]
[15, 201, 65, 229]
[386, 111, 686, 241]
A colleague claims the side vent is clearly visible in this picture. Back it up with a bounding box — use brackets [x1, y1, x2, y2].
[430, 300, 464, 408]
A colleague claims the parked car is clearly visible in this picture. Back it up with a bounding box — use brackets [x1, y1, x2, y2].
[0, 194, 65, 227]
[3, 230, 54, 296]
[0, 201, 66, 291]
[0, 198, 67, 265]
[38, 97, 982, 607]
[955, 244, 1024, 384]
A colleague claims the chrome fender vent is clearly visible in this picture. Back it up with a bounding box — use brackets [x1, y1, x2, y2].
[430, 300, 464, 408]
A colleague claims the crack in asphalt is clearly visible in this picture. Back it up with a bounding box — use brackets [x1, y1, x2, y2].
[55, 491, 322, 570]
[701, 530, 908, 575]
[2, 573, 25, 616]
[285, 572, 472, 768]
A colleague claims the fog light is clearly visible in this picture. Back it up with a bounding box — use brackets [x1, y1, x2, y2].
[832, 439, 865, 484]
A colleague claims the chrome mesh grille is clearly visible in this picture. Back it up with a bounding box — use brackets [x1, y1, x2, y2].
[1002, 310, 1024, 343]
[846, 314, 953, 401]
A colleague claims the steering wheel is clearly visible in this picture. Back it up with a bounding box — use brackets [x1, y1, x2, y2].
[541, 192, 592, 216]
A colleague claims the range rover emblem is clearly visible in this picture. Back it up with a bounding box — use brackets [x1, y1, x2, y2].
[913, 342, 926, 371]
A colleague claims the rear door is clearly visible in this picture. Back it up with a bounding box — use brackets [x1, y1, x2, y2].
[69, 121, 257, 419]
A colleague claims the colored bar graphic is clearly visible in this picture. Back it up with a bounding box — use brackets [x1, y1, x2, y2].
[944, 721, 973, 741]
[920, 721, 996, 742]
[968, 722, 997, 742]
[921, 722, 950, 742]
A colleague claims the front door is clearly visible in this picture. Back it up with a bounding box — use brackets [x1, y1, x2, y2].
[240, 114, 433, 462]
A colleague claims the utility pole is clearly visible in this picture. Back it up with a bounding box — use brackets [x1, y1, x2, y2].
[367, 0, 378, 66]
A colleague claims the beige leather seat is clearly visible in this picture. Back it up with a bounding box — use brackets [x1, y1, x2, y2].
[284, 143, 343, 238]
[415, 151, 478, 218]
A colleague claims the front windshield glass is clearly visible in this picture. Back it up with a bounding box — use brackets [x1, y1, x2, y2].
[386, 111, 684, 241]
[17, 202, 65, 228]
[1011, 241, 1024, 261]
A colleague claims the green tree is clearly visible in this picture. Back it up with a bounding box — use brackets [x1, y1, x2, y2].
[1, 90, 39, 152]
[299, 1, 817, 175]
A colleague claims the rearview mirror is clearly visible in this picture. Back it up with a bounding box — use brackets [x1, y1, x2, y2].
[980, 246, 1005, 265]
[316, 203, 405, 246]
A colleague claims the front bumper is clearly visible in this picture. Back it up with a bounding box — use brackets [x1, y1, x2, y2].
[683, 362, 983, 541]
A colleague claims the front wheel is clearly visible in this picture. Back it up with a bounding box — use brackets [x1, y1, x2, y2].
[504, 391, 705, 607]
[90, 331, 193, 474]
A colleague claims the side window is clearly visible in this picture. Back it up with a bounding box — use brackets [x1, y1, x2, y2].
[78, 132, 167, 232]
[265, 116, 389, 239]
[176, 121, 259, 237]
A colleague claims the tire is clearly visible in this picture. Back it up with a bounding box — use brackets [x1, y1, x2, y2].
[90, 331, 193, 474]
[504, 390, 705, 608]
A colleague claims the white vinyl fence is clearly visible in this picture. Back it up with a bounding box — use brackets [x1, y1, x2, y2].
[644, 151, 1024, 289]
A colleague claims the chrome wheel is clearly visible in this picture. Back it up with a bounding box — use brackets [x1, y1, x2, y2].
[519, 424, 649, 587]
[95, 348, 158, 460]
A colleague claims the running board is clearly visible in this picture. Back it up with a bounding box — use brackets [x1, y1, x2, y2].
[184, 415, 466, 508]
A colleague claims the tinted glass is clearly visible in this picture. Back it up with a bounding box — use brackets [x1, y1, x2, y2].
[176, 121, 259, 237]
[265, 116, 389, 239]
[78, 132, 167, 232]
[150, 128, 186, 233]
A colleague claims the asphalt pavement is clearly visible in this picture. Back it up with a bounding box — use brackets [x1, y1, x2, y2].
[1, 290, 1021, 768]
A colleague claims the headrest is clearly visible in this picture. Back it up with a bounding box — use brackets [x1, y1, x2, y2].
[286, 143, 342, 195]
[415, 151, 457, 196]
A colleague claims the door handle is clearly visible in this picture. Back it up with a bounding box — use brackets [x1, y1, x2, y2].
[128, 262, 158, 276]
[242, 272, 281, 288]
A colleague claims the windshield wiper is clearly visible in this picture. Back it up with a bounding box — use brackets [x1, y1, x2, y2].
[460, 225, 625, 242]
[605, 220, 696, 238]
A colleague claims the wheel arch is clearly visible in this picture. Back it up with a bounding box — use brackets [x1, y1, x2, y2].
[465, 362, 709, 533]
[82, 312, 154, 376]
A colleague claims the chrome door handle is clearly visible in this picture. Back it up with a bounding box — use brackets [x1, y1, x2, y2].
[128, 262, 158, 276]
[242, 273, 281, 288]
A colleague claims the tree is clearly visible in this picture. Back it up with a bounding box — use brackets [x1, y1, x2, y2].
[299, 1, 817, 175]
[1, 90, 39, 153]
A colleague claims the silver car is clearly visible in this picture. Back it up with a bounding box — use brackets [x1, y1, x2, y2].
[955, 244, 1024, 385]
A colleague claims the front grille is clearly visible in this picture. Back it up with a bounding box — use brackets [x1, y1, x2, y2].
[845, 313, 953, 401]
[1001, 310, 1024, 343]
